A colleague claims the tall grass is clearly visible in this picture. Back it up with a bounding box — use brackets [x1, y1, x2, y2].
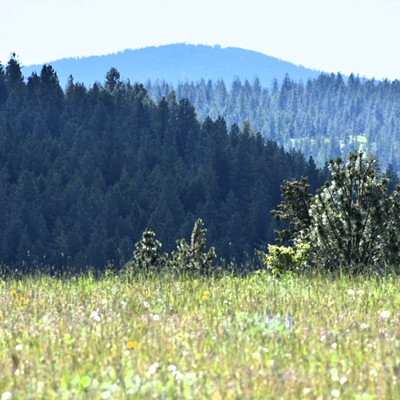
[1, 270, 400, 399]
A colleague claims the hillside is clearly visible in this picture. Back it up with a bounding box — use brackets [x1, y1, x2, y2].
[0, 57, 326, 271]
[21, 44, 321, 89]
[146, 74, 400, 169]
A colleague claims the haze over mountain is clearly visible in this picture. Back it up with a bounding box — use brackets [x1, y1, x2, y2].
[21, 44, 322, 89]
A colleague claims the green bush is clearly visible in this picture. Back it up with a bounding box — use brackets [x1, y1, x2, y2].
[273, 151, 400, 274]
[125, 230, 168, 274]
[125, 219, 217, 277]
[171, 218, 216, 276]
[258, 243, 310, 276]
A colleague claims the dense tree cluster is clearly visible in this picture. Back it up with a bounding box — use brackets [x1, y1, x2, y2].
[272, 152, 400, 274]
[0, 56, 326, 272]
[146, 74, 400, 168]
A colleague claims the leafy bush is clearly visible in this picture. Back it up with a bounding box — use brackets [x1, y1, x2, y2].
[273, 151, 400, 274]
[258, 243, 310, 276]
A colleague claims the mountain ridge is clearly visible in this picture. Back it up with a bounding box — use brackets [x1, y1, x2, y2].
[21, 44, 322, 88]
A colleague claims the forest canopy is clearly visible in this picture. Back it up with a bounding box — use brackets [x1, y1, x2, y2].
[146, 73, 400, 169]
[0, 57, 327, 272]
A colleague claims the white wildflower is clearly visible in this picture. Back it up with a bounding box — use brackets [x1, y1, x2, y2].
[146, 362, 160, 378]
[90, 310, 101, 322]
[174, 370, 184, 381]
[167, 365, 177, 373]
[185, 372, 196, 381]
[380, 310, 390, 319]
[369, 368, 378, 377]
[152, 314, 160, 321]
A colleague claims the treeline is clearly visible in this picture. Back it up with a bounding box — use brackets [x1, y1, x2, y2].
[0, 57, 327, 271]
[146, 73, 400, 169]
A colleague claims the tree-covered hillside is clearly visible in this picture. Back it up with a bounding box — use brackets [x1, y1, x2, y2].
[0, 57, 326, 272]
[146, 74, 400, 169]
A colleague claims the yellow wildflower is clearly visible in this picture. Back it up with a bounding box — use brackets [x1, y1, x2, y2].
[202, 290, 210, 301]
[9, 290, 16, 296]
[127, 341, 138, 350]
[39, 299, 45, 305]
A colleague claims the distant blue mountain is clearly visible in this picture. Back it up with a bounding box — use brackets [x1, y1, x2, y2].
[21, 44, 322, 89]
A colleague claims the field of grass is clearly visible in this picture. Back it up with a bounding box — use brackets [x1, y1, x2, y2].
[1, 270, 400, 399]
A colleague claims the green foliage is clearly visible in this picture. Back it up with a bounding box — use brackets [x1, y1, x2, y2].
[126, 230, 167, 274]
[274, 151, 400, 273]
[125, 219, 217, 277]
[258, 243, 311, 276]
[172, 219, 216, 276]
[148, 73, 400, 169]
[271, 178, 312, 242]
[0, 56, 327, 272]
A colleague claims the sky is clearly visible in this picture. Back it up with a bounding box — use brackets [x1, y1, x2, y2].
[1, 0, 400, 80]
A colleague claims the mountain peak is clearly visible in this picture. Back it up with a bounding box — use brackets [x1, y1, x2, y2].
[22, 44, 321, 89]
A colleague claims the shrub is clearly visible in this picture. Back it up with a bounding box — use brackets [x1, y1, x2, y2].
[171, 218, 216, 276]
[258, 243, 311, 276]
[273, 151, 400, 274]
[126, 230, 168, 274]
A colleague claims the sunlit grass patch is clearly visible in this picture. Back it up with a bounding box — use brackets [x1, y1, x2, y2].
[0, 271, 400, 398]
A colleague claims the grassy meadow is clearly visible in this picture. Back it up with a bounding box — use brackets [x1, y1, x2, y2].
[1, 270, 400, 399]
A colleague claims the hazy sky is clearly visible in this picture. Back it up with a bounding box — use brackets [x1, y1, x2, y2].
[1, 0, 400, 80]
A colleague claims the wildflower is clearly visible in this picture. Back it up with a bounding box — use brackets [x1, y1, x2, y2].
[380, 310, 390, 319]
[211, 392, 223, 400]
[265, 308, 294, 331]
[146, 362, 160, 378]
[15, 344, 23, 351]
[202, 290, 210, 301]
[9, 290, 16, 296]
[17, 306, 24, 312]
[90, 310, 101, 322]
[1, 392, 12, 400]
[39, 299, 45, 305]
[152, 314, 160, 321]
[101, 391, 111, 399]
[284, 308, 294, 329]
[167, 365, 177, 373]
[174, 370, 184, 381]
[127, 341, 138, 350]
[369, 369, 378, 377]
[331, 389, 340, 398]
